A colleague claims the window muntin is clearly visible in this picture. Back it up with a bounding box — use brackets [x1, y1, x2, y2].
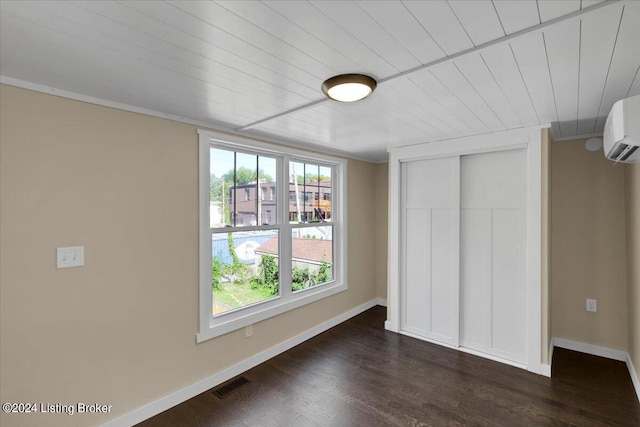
[199, 130, 346, 342]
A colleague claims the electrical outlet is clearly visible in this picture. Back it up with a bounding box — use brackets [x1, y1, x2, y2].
[586, 299, 597, 313]
[245, 325, 253, 338]
[57, 246, 84, 269]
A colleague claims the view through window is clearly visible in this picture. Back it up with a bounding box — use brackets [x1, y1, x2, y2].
[209, 148, 334, 315]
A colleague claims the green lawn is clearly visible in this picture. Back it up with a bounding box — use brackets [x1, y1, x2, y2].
[213, 280, 277, 313]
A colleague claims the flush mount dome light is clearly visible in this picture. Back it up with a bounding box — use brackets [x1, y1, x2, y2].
[321, 74, 377, 102]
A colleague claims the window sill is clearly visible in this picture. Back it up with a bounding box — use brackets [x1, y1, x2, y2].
[196, 282, 347, 343]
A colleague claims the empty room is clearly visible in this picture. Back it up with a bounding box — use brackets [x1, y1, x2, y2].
[1, 1, 639, 426]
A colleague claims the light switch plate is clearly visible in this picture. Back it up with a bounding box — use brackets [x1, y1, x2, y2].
[586, 298, 597, 312]
[57, 246, 84, 269]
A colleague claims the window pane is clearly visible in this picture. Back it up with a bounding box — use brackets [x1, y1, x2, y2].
[318, 166, 332, 222]
[212, 148, 278, 228]
[233, 152, 258, 227]
[212, 230, 279, 315]
[258, 156, 277, 225]
[289, 161, 332, 223]
[289, 161, 304, 222]
[210, 148, 234, 227]
[290, 226, 333, 292]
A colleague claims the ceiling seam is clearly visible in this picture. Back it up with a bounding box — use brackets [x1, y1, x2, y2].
[307, 1, 401, 75]
[453, 62, 508, 129]
[72, 1, 317, 106]
[259, 2, 364, 74]
[383, 81, 462, 136]
[355, 2, 424, 66]
[576, 20, 582, 136]
[429, 69, 492, 132]
[236, 99, 327, 131]
[508, 44, 541, 124]
[405, 76, 474, 134]
[626, 65, 640, 98]
[594, 4, 626, 133]
[370, 89, 446, 138]
[167, 1, 326, 82]
[491, 0, 507, 37]
[478, 53, 525, 127]
[542, 32, 562, 137]
[445, 0, 476, 47]
[399, 1, 448, 57]
[108, 1, 321, 102]
[378, 0, 623, 85]
[238, 0, 623, 131]
[0, 7, 272, 123]
[160, 0, 326, 98]
[215, 1, 360, 80]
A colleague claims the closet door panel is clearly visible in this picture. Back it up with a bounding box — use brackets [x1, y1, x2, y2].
[461, 149, 525, 209]
[430, 208, 454, 339]
[403, 208, 431, 335]
[405, 159, 453, 208]
[401, 157, 458, 345]
[491, 209, 526, 362]
[460, 209, 492, 350]
[460, 149, 526, 364]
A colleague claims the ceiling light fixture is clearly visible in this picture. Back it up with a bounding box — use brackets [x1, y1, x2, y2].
[321, 74, 377, 103]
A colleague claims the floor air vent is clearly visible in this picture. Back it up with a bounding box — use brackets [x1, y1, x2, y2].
[213, 376, 249, 399]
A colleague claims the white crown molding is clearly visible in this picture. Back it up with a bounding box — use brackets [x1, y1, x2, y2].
[0, 76, 377, 164]
[552, 132, 604, 142]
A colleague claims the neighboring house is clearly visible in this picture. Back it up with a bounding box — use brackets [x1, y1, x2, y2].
[229, 181, 332, 225]
[255, 236, 332, 273]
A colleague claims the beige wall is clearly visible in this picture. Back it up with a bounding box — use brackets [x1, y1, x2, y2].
[0, 84, 378, 427]
[375, 162, 388, 301]
[550, 138, 628, 351]
[625, 164, 640, 372]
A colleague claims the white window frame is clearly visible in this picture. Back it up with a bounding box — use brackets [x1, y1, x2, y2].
[197, 130, 347, 343]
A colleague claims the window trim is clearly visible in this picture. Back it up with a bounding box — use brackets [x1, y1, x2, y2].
[197, 130, 348, 343]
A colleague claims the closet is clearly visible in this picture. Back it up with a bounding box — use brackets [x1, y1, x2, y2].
[387, 128, 542, 373]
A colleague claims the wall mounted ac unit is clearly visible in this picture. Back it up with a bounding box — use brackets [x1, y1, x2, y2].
[603, 94, 640, 163]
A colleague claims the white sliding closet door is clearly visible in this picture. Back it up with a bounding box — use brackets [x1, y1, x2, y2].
[401, 157, 459, 346]
[460, 149, 527, 364]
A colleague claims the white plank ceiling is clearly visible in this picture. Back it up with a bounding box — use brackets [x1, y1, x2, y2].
[1, 0, 639, 162]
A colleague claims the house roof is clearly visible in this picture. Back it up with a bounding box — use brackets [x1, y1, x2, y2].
[256, 237, 332, 264]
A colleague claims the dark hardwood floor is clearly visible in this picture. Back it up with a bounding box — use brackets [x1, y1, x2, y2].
[138, 306, 640, 426]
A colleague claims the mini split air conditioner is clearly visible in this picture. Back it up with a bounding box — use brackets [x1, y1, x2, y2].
[603, 94, 640, 163]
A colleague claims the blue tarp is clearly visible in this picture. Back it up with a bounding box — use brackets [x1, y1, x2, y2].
[212, 231, 277, 265]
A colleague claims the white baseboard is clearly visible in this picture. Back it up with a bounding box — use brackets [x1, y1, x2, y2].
[102, 298, 380, 427]
[626, 354, 640, 404]
[541, 337, 555, 378]
[540, 364, 551, 377]
[374, 297, 387, 307]
[553, 337, 627, 361]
